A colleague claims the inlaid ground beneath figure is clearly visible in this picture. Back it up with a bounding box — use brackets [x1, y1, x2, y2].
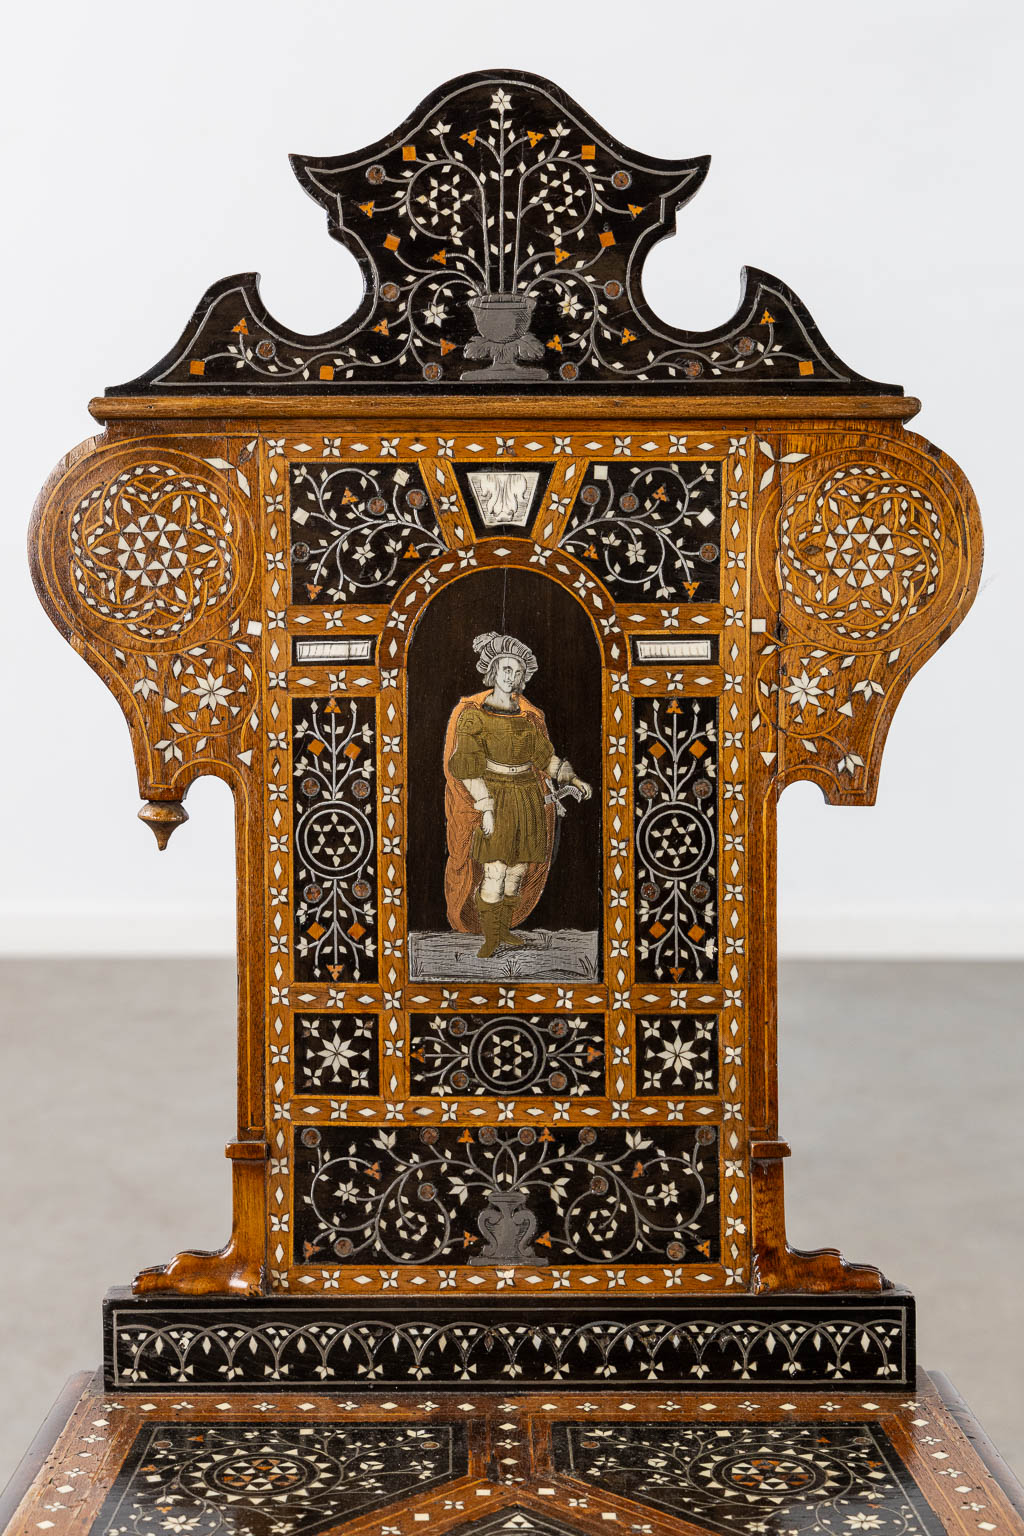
[409, 928, 599, 981]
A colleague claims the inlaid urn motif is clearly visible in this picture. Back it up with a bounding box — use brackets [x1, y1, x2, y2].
[463, 293, 546, 380]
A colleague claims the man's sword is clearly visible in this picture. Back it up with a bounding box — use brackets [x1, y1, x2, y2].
[545, 780, 584, 866]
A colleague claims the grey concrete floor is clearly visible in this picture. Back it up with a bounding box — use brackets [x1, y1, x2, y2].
[0, 958, 1021, 1492]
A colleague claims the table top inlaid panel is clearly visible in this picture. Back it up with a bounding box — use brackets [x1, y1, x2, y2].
[5, 1372, 1022, 1536]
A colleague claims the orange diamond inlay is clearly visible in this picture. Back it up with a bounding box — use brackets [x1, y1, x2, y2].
[689, 740, 708, 757]
[649, 921, 667, 939]
[348, 922, 366, 941]
[688, 924, 706, 941]
[307, 740, 326, 756]
[307, 922, 326, 940]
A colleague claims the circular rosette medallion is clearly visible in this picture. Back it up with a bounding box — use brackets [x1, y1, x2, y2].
[67, 453, 247, 649]
[179, 1438, 343, 1502]
[778, 458, 944, 647]
[469, 1017, 547, 1094]
[637, 802, 714, 882]
[714, 1447, 846, 1498]
[298, 802, 372, 879]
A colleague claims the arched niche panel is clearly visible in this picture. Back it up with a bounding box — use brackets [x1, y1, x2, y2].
[404, 564, 605, 939]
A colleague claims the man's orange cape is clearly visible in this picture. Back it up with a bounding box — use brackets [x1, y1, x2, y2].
[443, 690, 556, 934]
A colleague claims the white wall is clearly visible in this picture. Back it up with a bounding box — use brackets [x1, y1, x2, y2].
[2, 0, 1020, 956]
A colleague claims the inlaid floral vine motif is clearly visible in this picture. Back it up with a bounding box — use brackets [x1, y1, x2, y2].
[634, 699, 719, 983]
[294, 78, 711, 385]
[295, 1124, 718, 1267]
[117, 72, 890, 393]
[292, 698, 378, 983]
[560, 459, 721, 602]
[290, 461, 446, 602]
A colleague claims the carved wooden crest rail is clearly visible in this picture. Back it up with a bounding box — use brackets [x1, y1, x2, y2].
[29, 69, 981, 1394]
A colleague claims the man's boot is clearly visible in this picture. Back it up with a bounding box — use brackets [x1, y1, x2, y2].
[499, 897, 525, 947]
[476, 894, 502, 959]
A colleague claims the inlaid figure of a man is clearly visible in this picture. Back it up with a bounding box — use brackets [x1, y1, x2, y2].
[443, 631, 592, 957]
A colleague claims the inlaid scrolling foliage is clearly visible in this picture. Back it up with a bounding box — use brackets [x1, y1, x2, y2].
[292, 697, 378, 983]
[559, 458, 721, 603]
[26, 66, 985, 1342]
[290, 461, 446, 603]
[109, 70, 896, 395]
[38, 412, 982, 1312]
[295, 1124, 719, 1267]
[749, 432, 981, 801]
[634, 699, 719, 983]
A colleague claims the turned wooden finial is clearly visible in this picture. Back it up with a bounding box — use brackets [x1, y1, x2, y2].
[137, 799, 188, 850]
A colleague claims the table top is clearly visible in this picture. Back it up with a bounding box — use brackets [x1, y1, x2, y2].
[3, 1369, 1021, 1536]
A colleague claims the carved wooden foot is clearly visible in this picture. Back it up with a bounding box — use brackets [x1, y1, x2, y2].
[750, 1141, 888, 1293]
[133, 1143, 267, 1297]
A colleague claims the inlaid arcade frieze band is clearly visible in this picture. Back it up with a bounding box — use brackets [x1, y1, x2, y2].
[103, 1291, 914, 1388]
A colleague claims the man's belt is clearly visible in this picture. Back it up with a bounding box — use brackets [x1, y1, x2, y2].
[484, 759, 531, 776]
